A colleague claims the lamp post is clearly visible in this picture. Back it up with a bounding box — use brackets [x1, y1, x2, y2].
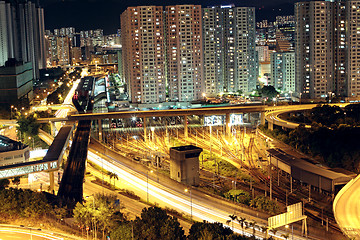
[28, 136, 34, 149]
[10, 105, 14, 119]
[184, 187, 192, 220]
[151, 127, 155, 144]
[209, 125, 212, 158]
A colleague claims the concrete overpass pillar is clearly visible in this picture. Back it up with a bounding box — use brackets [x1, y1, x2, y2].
[49, 171, 55, 193]
[143, 118, 147, 142]
[98, 119, 102, 142]
[225, 113, 231, 137]
[268, 121, 274, 131]
[260, 112, 265, 125]
[49, 122, 56, 137]
[184, 115, 188, 139]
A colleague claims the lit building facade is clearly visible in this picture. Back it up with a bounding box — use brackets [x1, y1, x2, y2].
[256, 45, 270, 63]
[202, 5, 258, 95]
[295, 0, 360, 99]
[0, 135, 30, 167]
[0, 1, 13, 67]
[56, 36, 70, 66]
[270, 51, 295, 92]
[121, 6, 166, 103]
[165, 5, 203, 102]
[0, 61, 34, 103]
[344, 1, 360, 98]
[0, 1, 46, 80]
[295, 1, 334, 99]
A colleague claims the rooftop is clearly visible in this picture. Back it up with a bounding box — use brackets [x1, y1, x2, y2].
[0, 135, 26, 152]
[171, 145, 202, 152]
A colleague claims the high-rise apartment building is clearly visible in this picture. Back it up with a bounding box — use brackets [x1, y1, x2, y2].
[270, 51, 295, 92]
[0, 1, 13, 67]
[0, 61, 34, 103]
[45, 34, 57, 67]
[344, 1, 360, 98]
[334, 1, 347, 97]
[296, 0, 360, 99]
[121, 6, 166, 103]
[0, 0, 46, 80]
[256, 46, 270, 63]
[165, 5, 203, 102]
[56, 37, 70, 66]
[295, 1, 334, 99]
[203, 5, 258, 94]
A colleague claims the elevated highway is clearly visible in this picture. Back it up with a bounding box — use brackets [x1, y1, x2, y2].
[265, 103, 350, 130]
[333, 173, 360, 239]
[68, 104, 267, 121]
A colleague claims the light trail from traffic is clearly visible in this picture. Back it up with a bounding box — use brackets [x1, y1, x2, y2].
[55, 79, 80, 119]
[87, 148, 306, 240]
[333, 174, 360, 239]
[0, 227, 65, 240]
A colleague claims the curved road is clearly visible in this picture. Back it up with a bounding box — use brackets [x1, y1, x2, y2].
[264, 103, 350, 129]
[263, 103, 360, 239]
[333, 174, 360, 239]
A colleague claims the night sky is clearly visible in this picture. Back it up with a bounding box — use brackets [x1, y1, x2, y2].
[40, 0, 297, 34]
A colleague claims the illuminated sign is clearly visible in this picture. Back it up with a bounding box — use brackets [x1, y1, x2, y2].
[204, 114, 243, 126]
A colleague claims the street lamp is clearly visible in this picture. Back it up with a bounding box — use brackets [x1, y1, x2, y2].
[184, 187, 192, 220]
[285, 224, 293, 240]
[28, 136, 34, 149]
[151, 127, 155, 144]
[147, 170, 153, 203]
[10, 105, 14, 119]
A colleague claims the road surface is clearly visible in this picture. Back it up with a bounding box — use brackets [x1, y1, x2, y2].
[333, 174, 360, 239]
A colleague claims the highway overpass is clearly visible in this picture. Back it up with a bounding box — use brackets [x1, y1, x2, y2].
[264, 103, 351, 130]
[334, 173, 360, 238]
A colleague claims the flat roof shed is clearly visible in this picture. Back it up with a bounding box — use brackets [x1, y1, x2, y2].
[267, 149, 353, 193]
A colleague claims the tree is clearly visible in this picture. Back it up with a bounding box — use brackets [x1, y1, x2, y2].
[0, 179, 10, 190]
[133, 207, 185, 240]
[108, 172, 119, 188]
[258, 86, 279, 99]
[12, 177, 20, 188]
[53, 205, 67, 221]
[73, 202, 93, 232]
[16, 114, 40, 141]
[246, 221, 258, 239]
[237, 217, 247, 236]
[227, 214, 237, 231]
[250, 196, 280, 214]
[224, 189, 251, 205]
[260, 226, 268, 239]
[281, 233, 289, 240]
[309, 105, 343, 126]
[188, 221, 233, 240]
[73, 194, 125, 239]
[269, 228, 278, 239]
[111, 222, 132, 240]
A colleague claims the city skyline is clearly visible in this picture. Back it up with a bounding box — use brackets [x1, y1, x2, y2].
[41, 0, 296, 34]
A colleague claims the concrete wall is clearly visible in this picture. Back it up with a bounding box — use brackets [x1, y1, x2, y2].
[170, 145, 202, 186]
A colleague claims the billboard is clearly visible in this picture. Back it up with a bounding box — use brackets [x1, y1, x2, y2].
[268, 202, 306, 229]
[204, 114, 243, 126]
